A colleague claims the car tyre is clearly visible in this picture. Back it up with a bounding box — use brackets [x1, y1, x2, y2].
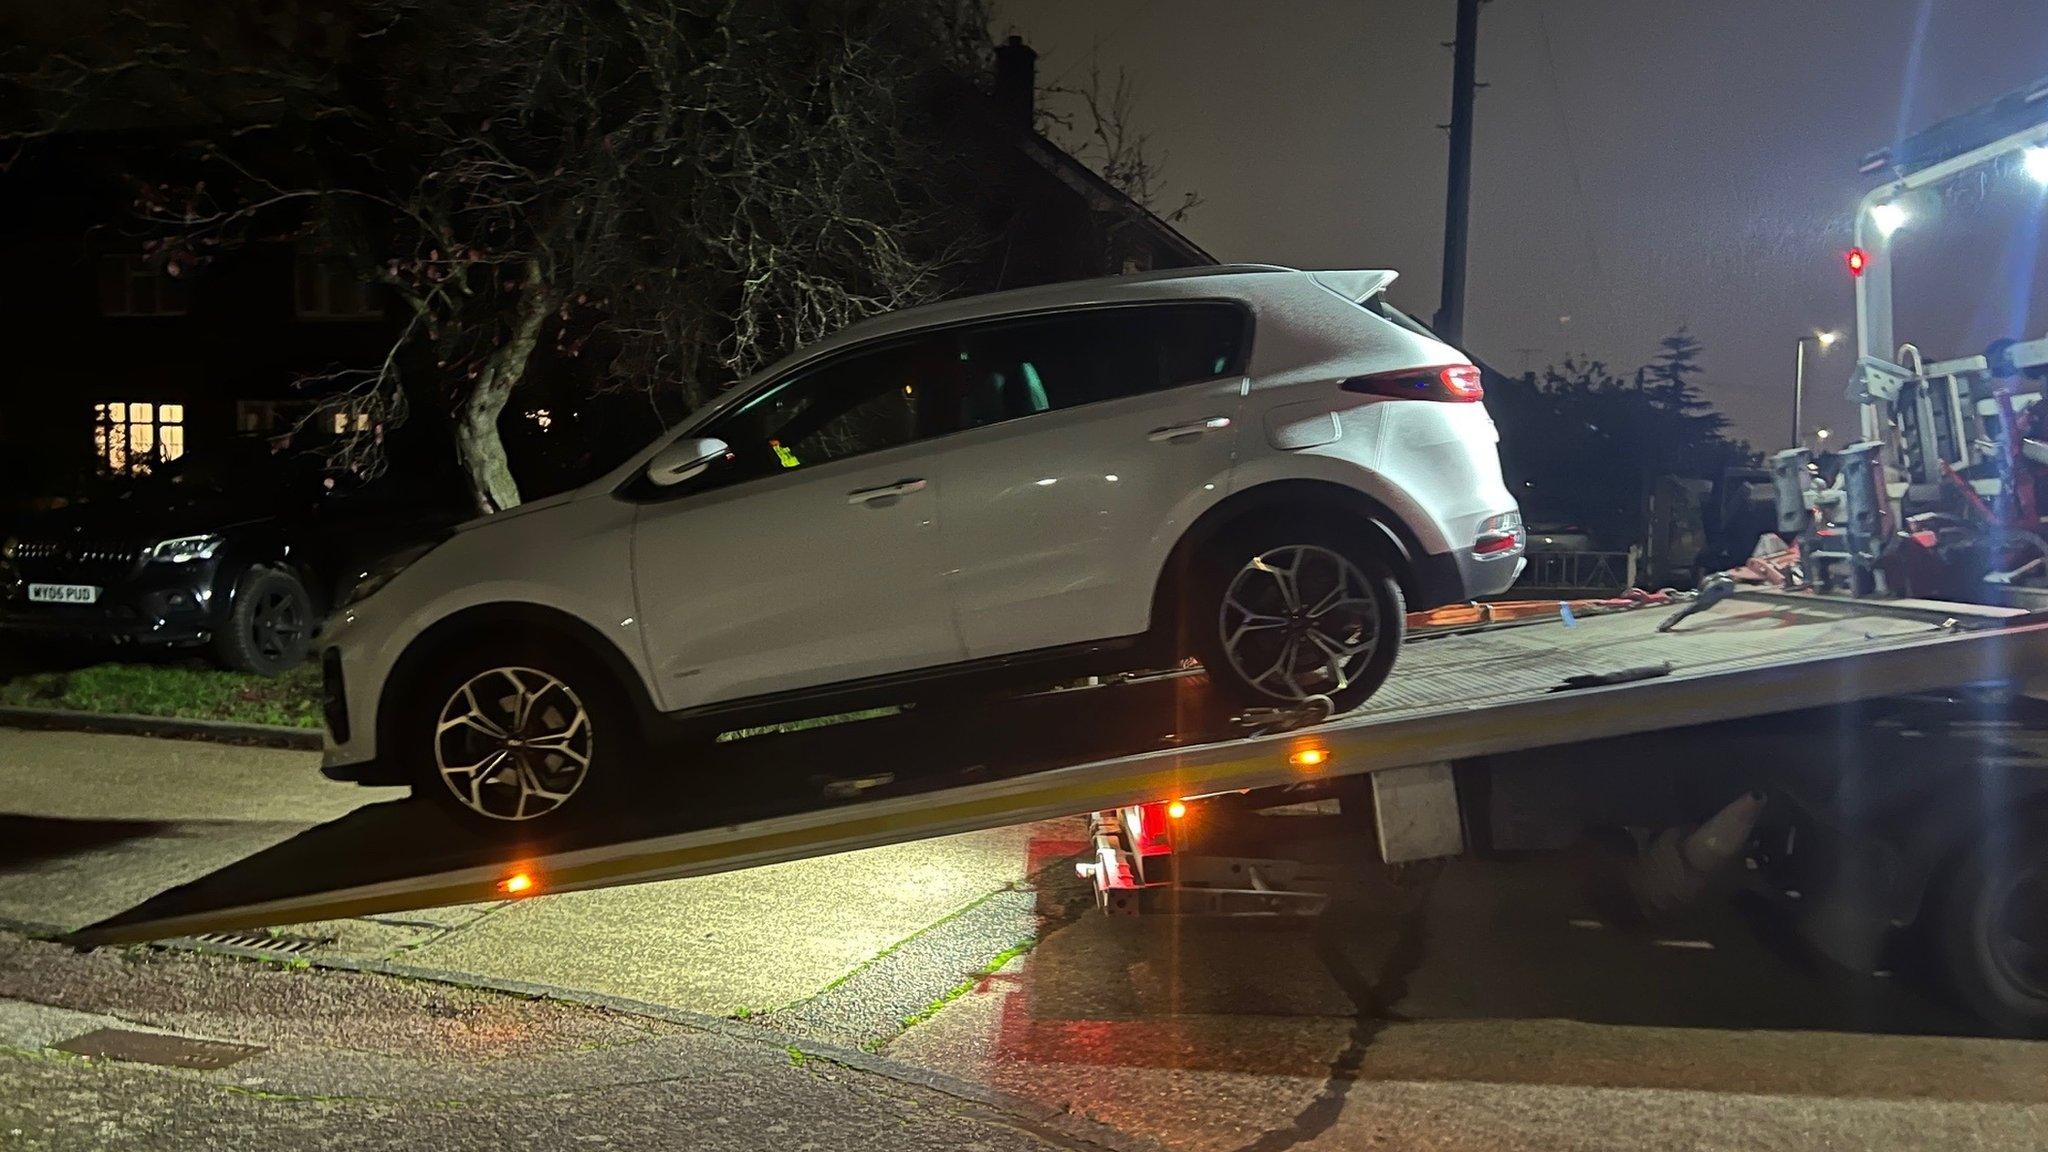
[403, 640, 635, 832]
[213, 566, 314, 676]
[1929, 810, 2048, 1035]
[1185, 521, 1405, 716]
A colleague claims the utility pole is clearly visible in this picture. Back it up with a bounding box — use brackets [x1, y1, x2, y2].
[1432, 0, 1481, 348]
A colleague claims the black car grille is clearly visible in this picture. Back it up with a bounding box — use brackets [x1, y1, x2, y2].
[12, 540, 144, 582]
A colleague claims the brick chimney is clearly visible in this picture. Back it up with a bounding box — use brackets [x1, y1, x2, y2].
[992, 35, 1037, 132]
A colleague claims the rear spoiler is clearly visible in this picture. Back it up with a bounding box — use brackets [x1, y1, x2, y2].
[1309, 269, 1398, 304]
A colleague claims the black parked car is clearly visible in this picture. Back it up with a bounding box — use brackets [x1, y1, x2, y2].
[0, 442, 464, 675]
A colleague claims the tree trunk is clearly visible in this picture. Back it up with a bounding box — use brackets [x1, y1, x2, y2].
[455, 259, 554, 515]
[456, 385, 522, 515]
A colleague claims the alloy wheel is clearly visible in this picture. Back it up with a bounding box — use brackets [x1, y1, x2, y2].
[1218, 544, 1381, 702]
[251, 588, 305, 664]
[433, 666, 594, 821]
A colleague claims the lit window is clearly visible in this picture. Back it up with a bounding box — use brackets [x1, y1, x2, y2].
[295, 256, 382, 320]
[94, 399, 185, 475]
[98, 256, 190, 316]
[329, 410, 372, 434]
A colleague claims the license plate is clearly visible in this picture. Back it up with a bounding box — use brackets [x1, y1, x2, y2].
[28, 584, 101, 605]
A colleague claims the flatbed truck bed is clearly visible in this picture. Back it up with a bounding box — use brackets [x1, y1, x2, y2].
[73, 589, 2048, 945]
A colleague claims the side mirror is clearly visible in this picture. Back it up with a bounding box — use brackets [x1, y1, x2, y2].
[645, 437, 729, 488]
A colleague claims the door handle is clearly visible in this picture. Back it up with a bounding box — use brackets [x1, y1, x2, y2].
[1147, 416, 1232, 443]
[847, 478, 928, 505]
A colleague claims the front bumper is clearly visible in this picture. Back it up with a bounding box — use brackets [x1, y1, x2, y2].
[0, 595, 221, 646]
[0, 557, 227, 647]
[316, 642, 402, 784]
[317, 605, 406, 785]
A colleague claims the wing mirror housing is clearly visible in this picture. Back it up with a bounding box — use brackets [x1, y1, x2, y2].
[645, 437, 729, 488]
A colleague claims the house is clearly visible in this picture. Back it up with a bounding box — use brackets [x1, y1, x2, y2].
[0, 35, 1212, 519]
[0, 138, 436, 522]
[974, 36, 1215, 285]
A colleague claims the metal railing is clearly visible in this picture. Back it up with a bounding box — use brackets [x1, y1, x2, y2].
[1511, 548, 1638, 595]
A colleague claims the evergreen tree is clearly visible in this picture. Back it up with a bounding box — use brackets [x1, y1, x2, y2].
[1485, 327, 1752, 546]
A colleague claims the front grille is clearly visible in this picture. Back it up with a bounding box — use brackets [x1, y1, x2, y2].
[13, 539, 144, 583]
[321, 647, 350, 743]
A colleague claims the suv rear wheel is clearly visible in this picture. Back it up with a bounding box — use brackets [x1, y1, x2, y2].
[213, 566, 313, 676]
[404, 641, 632, 829]
[1187, 523, 1405, 715]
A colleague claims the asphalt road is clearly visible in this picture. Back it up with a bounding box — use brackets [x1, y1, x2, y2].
[5, 718, 2048, 1149]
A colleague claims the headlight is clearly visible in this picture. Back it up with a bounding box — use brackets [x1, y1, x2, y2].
[148, 534, 224, 564]
[340, 542, 436, 609]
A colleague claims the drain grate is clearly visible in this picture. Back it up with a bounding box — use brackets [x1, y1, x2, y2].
[53, 1027, 265, 1070]
[189, 930, 333, 956]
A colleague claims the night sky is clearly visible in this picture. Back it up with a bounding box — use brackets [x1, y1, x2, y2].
[994, 0, 2048, 450]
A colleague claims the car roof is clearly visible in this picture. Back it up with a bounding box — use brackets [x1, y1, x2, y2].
[834, 263, 1293, 340]
[778, 264, 1392, 369]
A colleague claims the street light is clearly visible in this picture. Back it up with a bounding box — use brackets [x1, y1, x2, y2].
[1793, 331, 1841, 447]
[1870, 201, 1910, 237]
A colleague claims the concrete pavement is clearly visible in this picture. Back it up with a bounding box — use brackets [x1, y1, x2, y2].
[8, 722, 2048, 1150]
[0, 724, 1089, 1035]
[0, 935, 1117, 1152]
[0, 728, 379, 932]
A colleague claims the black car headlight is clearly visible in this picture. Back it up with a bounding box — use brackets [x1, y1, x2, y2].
[340, 541, 438, 609]
[147, 534, 224, 564]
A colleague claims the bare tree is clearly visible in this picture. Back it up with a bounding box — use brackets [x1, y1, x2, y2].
[1039, 64, 1200, 224]
[8, 0, 993, 513]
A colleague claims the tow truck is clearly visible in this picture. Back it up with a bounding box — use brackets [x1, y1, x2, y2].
[74, 74, 2048, 1033]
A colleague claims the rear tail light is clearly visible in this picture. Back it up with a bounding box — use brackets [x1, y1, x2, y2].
[1340, 364, 1484, 403]
[1473, 510, 1524, 557]
[1124, 802, 1174, 854]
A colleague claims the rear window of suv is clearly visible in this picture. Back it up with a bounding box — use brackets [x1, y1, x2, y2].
[956, 301, 1250, 429]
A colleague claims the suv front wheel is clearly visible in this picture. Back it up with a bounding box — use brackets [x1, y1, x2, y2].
[404, 642, 631, 829]
[1187, 524, 1405, 715]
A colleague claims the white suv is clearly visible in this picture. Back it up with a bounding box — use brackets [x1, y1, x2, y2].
[321, 265, 1523, 824]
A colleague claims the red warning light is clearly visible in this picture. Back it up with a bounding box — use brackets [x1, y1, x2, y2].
[1846, 248, 1868, 277]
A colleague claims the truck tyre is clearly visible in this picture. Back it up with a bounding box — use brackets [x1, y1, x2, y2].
[1929, 812, 2048, 1035]
[213, 566, 313, 676]
[1187, 521, 1405, 715]
[402, 640, 634, 831]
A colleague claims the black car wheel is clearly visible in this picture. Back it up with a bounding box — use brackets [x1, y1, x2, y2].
[213, 566, 314, 676]
[1930, 811, 2048, 1035]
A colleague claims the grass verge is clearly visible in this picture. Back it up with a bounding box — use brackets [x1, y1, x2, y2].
[0, 660, 323, 728]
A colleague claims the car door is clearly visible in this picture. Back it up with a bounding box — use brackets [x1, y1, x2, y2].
[925, 302, 1252, 658]
[628, 332, 965, 712]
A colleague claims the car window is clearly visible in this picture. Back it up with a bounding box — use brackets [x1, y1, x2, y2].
[698, 332, 961, 488]
[955, 301, 1249, 430]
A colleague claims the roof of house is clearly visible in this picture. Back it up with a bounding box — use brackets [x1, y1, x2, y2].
[1006, 129, 1217, 267]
